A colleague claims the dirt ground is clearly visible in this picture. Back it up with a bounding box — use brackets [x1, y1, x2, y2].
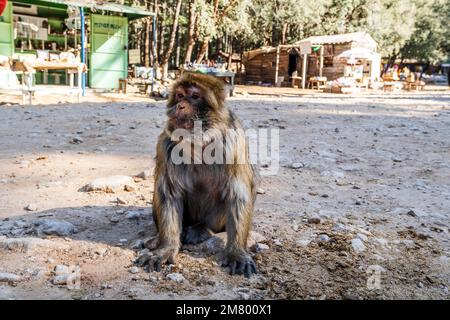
[0, 86, 449, 300]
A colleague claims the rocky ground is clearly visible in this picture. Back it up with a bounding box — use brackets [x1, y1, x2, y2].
[0, 87, 449, 300]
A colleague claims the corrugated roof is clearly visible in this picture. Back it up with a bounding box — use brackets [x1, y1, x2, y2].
[295, 32, 377, 49]
[13, 0, 155, 19]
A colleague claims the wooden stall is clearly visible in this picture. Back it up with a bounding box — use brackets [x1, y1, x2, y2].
[243, 32, 381, 87]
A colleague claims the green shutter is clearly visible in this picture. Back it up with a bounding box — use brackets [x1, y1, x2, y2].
[89, 14, 128, 89]
[0, 2, 14, 57]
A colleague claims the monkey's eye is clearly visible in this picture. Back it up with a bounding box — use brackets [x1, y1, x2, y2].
[177, 93, 184, 100]
[191, 94, 200, 100]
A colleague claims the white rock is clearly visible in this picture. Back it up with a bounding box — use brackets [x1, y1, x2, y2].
[25, 204, 38, 211]
[34, 220, 77, 236]
[296, 239, 311, 247]
[52, 274, 68, 285]
[131, 239, 144, 250]
[254, 243, 269, 252]
[110, 215, 120, 223]
[290, 162, 304, 169]
[351, 238, 366, 253]
[136, 170, 151, 180]
[83, 175, 135, 193]
[129, 267, 140, 274]
[126, 211, 141, 220]
[166, 273, 185, 283]
[356, 233, 368, 242]
[317, 234, 331, 243]
[373, 238, 389, 246]
[0, 272, 22, 282]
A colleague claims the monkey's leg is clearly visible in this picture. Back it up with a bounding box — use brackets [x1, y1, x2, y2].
[182, 223, 213, 244]
[137, 182, 183, 272]
[223, 179, 257, 278]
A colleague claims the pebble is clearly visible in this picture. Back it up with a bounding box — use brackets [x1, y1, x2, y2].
[116, 197, 128, 205]
[136, 170, 151, 180]
[254, 243, 269, 252]
[110, 215, 120, 223]
[166, 273, 185, 283]
[119, 239, 128, 244]
[129, 267, 140, 274]
[25, 204, 38, 211]
[34, 220, 77, 236]
[373, 238, 389, 246]
[126, 211, 141, 220]
[307, 217, 321, 224]
[70, 137, 84, 144]
[296, 239, 311, 247]
[356, 233, 368, 242]
[351, 238, 366, 253]
[83, 175, 135, 193]
[316, 234, 330, 243]
[256, 188, 266, 194]
[0, 272, 22, 282]
[131, 239, 144, 250]
[290, 162, 304, 169]
[124, 185, 135, 192]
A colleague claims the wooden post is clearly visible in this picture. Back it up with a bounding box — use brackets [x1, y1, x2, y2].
[302, 53, 307, 89]
[274, 45, 280, 85]
[319, 45, 324, 77]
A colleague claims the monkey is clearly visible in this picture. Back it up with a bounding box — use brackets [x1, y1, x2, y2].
[139, 72, 257, 277]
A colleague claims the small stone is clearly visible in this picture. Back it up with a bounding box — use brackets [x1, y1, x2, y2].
[126, 211, 141, 220]
[116, 197, 128, 205]
[290, 162, 304, 169]
[83, 175, 135, 193]
[273, 239, 282, 246]
[110, 215, 120, 223]
[373, 238, 389, 246]
[136, 170, 151, 180]
[356, 233, 368, 242]
[124, 185, 135, 192]
[131, 239, 144, 250]
[0, 272, 22, 282]
[25, 204, 38, 211]
[34, 220, 77, 236]
[166, 273, 185, 283]
[407, 210, 417, 217]
[254, 243, 269, 252]
[52, 274, 68, 285]
[316, 234, 330, 243]
[257, 188, 266, 195]
[307, 217, 321, 224]
[70, 137, 84, 144]
[119, 239, 128, 244]
[129, 267, 140, 274]
[296, 239, 311, 247]
[47, 258, 55, 264]
[351, 238, 366, 253]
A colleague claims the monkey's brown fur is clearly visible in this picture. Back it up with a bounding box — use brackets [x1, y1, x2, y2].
[140, 72, 257, 277]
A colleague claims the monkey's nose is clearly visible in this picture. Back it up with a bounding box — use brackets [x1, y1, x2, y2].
[177, 103, 186, 110]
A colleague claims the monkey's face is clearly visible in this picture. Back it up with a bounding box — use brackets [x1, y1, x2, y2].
[167, 85, 207, 131]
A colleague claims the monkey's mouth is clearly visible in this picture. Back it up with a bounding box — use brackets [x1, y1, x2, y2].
[168, 117, 195, 130]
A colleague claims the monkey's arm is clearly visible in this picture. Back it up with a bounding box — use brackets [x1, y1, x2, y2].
[138, 137, 183, 271]
[224, 164, 257, 278]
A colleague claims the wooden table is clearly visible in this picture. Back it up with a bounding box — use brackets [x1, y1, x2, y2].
[291, 76, 302, 88]
[308, 77, 327, 90]
[29, 62, 88, 102]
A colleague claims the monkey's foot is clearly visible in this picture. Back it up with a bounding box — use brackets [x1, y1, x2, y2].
[222, 252, 258, 278]
[181, 225, 213, 245]
[136, 246, 178, 272]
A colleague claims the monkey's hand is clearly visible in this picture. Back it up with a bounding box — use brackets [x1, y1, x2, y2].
[223, 250, 257, 278]
[136, 246, 178, 272]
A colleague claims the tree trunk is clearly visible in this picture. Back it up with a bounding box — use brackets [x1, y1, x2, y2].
[184, 0, 197, 64]
[160, 0, 182, 78]
[195, 39, 209, 63]
[158, 2, 166, 64]
[281, 23, 288, 44]
[144, 18, 151, 67]
[151, 0, 159, 70]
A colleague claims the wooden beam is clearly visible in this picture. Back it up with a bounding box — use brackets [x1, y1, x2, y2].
[319, 45, 324, 77]
[302, 53, 307, 89]
[274, 45, 280, 85]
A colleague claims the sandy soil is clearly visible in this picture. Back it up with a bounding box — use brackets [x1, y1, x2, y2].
[0, 86, 449, 300]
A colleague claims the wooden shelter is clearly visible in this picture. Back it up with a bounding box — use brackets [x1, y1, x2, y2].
[243, 32, 381, 87]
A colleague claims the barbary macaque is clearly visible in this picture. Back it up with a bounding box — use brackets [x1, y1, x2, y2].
[140, 72, 257, 277]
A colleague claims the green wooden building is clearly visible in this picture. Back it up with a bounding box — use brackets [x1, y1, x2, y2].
[0, 0, 154, 90]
